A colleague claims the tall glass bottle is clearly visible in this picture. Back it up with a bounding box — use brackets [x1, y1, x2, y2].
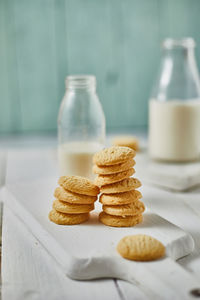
[149, 38, 200, 162]
[58, 75, 105, 178]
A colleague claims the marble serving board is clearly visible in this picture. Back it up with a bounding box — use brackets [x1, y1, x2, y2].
[136, 150, 200, 191]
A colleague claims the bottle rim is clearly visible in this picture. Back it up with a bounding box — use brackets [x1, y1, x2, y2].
[162, 38, 195, 49]
[65, 75, 96, 89]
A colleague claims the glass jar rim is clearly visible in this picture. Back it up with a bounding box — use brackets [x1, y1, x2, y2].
[65, 75, 96, 89]
[162, 38, 195, 49]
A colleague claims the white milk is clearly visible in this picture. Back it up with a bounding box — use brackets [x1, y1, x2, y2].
[58, 142, 103, 179]
[149, 99, 200, 161]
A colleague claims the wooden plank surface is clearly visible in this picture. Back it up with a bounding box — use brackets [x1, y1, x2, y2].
[3, 148, 200, 299]
[1, 0, 200, 133]
[13, 0, 59, 132]
[0, 0, 22, 133]
[1, 148, 148, 300]
[1, 135, 200, 299]
[2, 206, 122, 300]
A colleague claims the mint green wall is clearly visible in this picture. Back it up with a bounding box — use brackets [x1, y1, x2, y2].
[1, 0, 200, 133]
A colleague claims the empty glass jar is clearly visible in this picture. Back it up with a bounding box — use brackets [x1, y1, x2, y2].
[58, 75, 106, 178]
[149, 38, 200, 162]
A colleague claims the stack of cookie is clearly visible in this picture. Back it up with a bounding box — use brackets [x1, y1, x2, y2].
[93, 146, 145, 227]
[49, 175, 99, 225]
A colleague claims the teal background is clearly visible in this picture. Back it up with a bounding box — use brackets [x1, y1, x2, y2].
[1, 0, 200, 133]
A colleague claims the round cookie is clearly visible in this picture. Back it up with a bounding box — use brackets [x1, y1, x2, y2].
[53, 199, 94, 214]
[100, 178, 141, 194]
[58, 176, 99, 196]
[95, 168, 135, 187]
[112, 136, 139, 152]
[103, 201, 145, 216]
[93, 159, 135, 175]
[93, 146, 135, 166]
[99, 211, 143, 227]
[100, 190, 142, 205]
[54, 187, 97, 204]
[117, 234, 165, 261]
[49, 209, 89, 225]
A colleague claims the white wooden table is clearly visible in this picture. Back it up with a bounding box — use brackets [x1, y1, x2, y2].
[1, 134, 200, 300]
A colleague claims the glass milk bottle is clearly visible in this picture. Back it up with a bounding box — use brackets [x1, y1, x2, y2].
[58, 75, 105, 178]
[149, 38, 200, 162]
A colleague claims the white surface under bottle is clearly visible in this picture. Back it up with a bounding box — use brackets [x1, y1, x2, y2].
[149, 99, 200, 161]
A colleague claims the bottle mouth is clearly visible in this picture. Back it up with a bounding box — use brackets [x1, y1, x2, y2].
[65, 75, 96, 89]
[162, 38, 195, 49]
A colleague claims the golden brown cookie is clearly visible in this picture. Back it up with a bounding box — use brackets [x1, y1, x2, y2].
[112, 136, 139, 152]
[99, 211, 143, 227]
[53, 199, 94, 214]
[93, 159, 135, 175]
[54, 187, 97, 204]
[93, 146, 135, 166]
[103, 201, 145, 216]
[95, 168, 134, 187]
[99, 190, 142, 205]
[58, 176, 99, 196]
[100, 178, 141, 194]
[49, 209, 89, 225]
[117, 234, 165, 261]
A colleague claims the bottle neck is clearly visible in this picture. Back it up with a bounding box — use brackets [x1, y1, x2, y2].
[161, 38, 196, 70]
[152, 41, 200, 100]
[65, 75, 96, 93]
[163, 47, 195, 63]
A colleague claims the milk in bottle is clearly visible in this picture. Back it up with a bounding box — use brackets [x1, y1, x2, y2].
[149, 38, 200, 161]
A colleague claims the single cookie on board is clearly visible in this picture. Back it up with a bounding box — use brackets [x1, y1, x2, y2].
[93, 146, 135, 166]
[49, 209, 89, 225]
[103, 201, 145, 216]
[112, 136, 139, 152]
[54, 187, 97, 204]
[117, 234, 165, 261]
[95, 168, 135, 187]
[93, 159, 135, 175]
[99, 211, 143, 227]
[58, 176, 99, 196]
[100, 190, 142, 205]
[53, 199, 94, 214]
[100, 178, 141, 194]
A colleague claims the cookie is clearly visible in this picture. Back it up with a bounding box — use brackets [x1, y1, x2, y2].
[99, 211, 143, 227]
[100, 178, 141, 194]
[112, 136, 139, 152]
[93, 159, 135, 175]
[53, 199, 94, 214]
[54, 187, 97, 204]
[58, 176, 99, 196]
[49, 209, 89, 225]
[103, 201, 145, 216]
[93, 146, 135, 166]
[99, 190, 142, 205]
[117, 234, 165, 261]
[95, 168, 134, 187]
